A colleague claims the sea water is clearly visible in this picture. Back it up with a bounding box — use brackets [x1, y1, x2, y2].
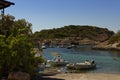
[42, 45, 120, 74]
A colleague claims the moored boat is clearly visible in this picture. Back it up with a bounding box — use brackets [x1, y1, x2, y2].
[41, 45, 46, 49]
[66, 60, 96, 70]
[47, 55, 69, 67]
[66, 46, 72, 49]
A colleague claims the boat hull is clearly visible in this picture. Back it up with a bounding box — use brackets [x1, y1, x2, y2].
[67, 63, 96, 70]
[49, 61, 69, 67]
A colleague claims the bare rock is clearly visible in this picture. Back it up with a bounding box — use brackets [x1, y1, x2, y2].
[8, 71, 30, 80]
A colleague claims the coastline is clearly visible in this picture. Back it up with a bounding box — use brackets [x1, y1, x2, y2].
[92, 41, 120, 51]
[44, 73, 120, 80]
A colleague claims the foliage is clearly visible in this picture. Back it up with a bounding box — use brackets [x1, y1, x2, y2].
[33, 25, 114, 41]
[0, 14, 32, 37]
[13, 19, 32, 36]
[0, 15, 15, 37]
[0, 14, 44, 78]
[34, 56, 45, 65]
[0, 35, 9, 77]
[109, 30, 120, 43]
[8, 35, 34, 72]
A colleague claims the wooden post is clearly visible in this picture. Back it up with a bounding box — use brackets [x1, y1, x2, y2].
[2, 8, 5, 15]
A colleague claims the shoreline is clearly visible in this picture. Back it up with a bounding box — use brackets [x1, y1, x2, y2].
[92, 47, 120, 51]
[43, 73, 120, 80]
[92, 41, 120, 51]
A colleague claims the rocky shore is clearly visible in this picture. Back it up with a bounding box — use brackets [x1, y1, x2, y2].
[92, 41, 120, 51]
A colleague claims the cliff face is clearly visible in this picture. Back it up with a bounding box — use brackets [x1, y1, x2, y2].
[93, 41, 120, 50]
[93, 31, 120, 50]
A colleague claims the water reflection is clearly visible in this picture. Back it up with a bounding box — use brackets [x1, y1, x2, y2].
[109, 51, 120, 57]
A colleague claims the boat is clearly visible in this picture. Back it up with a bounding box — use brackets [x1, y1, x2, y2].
[66, 45, 72, 49]
[41, 45, 46, 49]
[66, 60, 96, 70]
[66, 45, 77, 49]
[47, 55, 69, 67]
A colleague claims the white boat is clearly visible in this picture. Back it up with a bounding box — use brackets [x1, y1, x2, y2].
[66, 60, 96, 70]
[41, 45, 46, 49]
[47, 55, 69, 67]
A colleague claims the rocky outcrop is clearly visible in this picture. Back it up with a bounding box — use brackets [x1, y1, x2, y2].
[93, 41, 120, 50]
[8, 71, 30, 80]
[79, 38, 99, 45]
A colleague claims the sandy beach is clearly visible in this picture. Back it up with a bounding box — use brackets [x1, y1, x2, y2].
[40, 73, 120, 80]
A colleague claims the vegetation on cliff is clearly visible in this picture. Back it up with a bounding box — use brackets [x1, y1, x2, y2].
[93, 30, 120, 50]
[33, 25, 114, 42]
[109, 30, 120, 44]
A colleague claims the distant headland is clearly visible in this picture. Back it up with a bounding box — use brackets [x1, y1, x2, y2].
[32, 25, 120, 50]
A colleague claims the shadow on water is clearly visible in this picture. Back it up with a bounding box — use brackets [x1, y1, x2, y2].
[34, 76, 64, 80]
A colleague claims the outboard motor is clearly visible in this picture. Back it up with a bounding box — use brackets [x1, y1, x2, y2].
[91, 60, 95, 64]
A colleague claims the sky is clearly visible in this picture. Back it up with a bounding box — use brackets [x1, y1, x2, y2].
[4, 0, 120, 33]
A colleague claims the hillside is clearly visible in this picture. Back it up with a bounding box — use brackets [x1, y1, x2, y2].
[93, 31, 120, 50]
[33, 25, 114, 45]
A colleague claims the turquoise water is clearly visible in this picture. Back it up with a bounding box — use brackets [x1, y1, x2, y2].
[42, 45, 120, 74]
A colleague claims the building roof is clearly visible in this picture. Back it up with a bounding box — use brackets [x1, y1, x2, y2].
[0, 0, 15, 9]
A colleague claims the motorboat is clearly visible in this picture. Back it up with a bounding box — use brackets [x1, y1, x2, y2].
[66, 60, 96, 70]
[41, 45, 46, 49]
[47, 55, 69, 67]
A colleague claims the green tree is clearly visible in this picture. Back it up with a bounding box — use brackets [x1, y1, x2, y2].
[0, 35, 10, 77]
[13, 19, 32, 36]
[7, 34, 35, 74]
[0, 14, 15, 37]
[0, 15, 44, 78]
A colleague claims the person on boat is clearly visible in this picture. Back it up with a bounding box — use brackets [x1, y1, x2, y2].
[91, 60, 95, 64]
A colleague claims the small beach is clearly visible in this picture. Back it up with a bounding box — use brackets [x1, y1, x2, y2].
[43, 73, 120, 80]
